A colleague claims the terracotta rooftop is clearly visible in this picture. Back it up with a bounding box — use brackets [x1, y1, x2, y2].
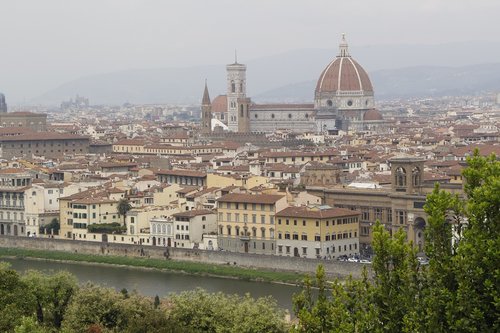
[155, 169, 207, 178]
[173, 209, 215, 218]
[218, 193, 285, 204]
[0, 132, 89, 142]
[276, 206, 361, 219]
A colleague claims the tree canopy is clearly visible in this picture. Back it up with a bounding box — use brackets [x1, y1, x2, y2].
[292, 150, 500, 332]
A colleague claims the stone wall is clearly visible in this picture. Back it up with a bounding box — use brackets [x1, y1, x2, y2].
[0, 236, 369, 279]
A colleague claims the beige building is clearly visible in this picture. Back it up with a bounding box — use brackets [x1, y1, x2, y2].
[172, 209, 217, 249]
[217, 193, 287, 254]
[0, 111, 47, 131]
[275, 206, 360, 259]
[59, 189, 122, 241]
[0, 169, 31, 236]
[308, 157, 464, 255]
[0, 132, 90, 159]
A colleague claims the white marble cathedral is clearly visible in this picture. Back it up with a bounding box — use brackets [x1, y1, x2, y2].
[201, 34, 384, 134]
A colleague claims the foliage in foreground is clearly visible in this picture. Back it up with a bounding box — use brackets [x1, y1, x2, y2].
[0, 265, 289, 333]
[292, 150, 499, 333]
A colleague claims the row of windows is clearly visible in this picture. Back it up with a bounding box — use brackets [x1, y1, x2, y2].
[277, 243, 359, 256]
[17, 141, 83, 148]
[277, 217, 358, 227]
[16, 149, 84, 155]
[218, 202, 273, 211]
[219, 212, 274, 224]
[254, 113, 310, 120]
[0, 211, 23, 221]
[219, 225, 275, 239]
[277, 231, 357, 241]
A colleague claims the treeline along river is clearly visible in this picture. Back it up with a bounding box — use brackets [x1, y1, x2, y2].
[3, 257, 300, 312]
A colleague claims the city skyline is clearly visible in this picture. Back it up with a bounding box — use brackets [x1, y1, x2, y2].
[1, 0, 500, 104]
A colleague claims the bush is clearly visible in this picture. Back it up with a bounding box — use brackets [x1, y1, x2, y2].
[87, 223, 126, 234]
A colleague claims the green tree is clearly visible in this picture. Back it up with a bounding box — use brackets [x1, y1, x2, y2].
[22, 270, 78, 329]
[14, 317, 51, 333]
[451, 151, 500, 332]
[62, 284, 174, 333]
[370, 222, 420, 333]
[292, 265, 377, 333]
[167, 289, 287, 333]
[40, 218, 60, 235]
[0, 263, 35, 332]
[117, 198, 132, 226]
[420, 183, 462, 332]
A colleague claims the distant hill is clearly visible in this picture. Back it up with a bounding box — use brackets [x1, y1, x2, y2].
[32, 42, 500, 105]
[253, 63, 500, 102]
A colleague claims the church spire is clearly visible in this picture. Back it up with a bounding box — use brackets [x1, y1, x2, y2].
[338, 33, 350, 57]
[202, 80, 211, 105]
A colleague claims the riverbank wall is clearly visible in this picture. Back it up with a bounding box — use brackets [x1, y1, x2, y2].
[0, 236, 369, 278]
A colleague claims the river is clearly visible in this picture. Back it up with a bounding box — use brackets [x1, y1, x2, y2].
[2, 257, 300, 312]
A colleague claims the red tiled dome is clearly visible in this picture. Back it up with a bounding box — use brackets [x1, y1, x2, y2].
[211, 95, 227, 113]
[315, 35, 373, 94]
[363, 109, 383, 121]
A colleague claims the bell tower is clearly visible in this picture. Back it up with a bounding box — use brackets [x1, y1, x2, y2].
[390, 157, 425, 194]
[201, 81, 212, 134]
[226, 51, 247, 132]
[0, 93, 7, 113]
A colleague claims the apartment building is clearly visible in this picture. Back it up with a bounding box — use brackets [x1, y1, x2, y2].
[217, 193, 287, 254]
[275, 205, 360, 259]
[0, 169, 31, 236]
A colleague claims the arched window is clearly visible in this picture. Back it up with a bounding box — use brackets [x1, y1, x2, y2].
[235, 226, 240, 236]
[227, 225, 232, 236]
[327, 100, 333, 107]
[240, 83, 243, 92]
[261, 227, 266, 239]
[395, 167, 406, 187]
[231, 81, 235, 93]
[240, 104, 244, 117]
[412, 167, 421, 187]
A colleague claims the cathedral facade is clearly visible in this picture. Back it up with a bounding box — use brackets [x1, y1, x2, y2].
[202, 35, 384, 134]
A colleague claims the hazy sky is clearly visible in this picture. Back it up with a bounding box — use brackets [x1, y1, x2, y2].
[1, 0, 499, 104]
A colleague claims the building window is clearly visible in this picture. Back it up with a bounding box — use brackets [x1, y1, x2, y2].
[261, 215, 266, 224]
[278, 245, 283, 253]
[315, 234, 320, 242]
[292, 233, 298, 240]
[285, 232, 290, 240]
[301, 233, 307, 241]
[397, 210, 406, 225]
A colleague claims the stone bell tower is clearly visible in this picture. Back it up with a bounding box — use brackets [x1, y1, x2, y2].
[201, 81, 212, 134]
[226, 52, 247, 132]
[390, 157, 425, 195]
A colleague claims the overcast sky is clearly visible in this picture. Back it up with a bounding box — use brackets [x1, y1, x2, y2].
[1, 0, 499, 104]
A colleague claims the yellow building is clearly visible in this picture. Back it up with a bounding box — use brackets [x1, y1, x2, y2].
[206, 173, 268, 190]
[275, 206, 360, 259]
[59, 189, 122, 241]
[217, 193, 287, 254]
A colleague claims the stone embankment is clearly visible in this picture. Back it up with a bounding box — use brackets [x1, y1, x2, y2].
[0, 236, 369, 279]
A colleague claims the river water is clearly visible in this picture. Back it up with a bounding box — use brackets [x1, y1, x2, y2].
[2, 257, 300, 312]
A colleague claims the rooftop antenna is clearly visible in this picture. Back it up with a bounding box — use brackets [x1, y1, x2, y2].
[234, 49, 238, 64]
